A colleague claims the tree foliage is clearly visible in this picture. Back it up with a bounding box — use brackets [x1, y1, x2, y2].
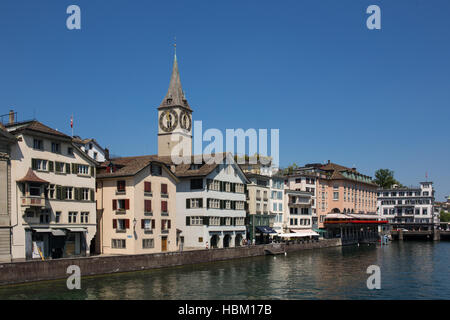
[374, 169, 402, 189]
[440, 210, 450, 222]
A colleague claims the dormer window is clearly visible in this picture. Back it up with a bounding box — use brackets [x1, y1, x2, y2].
[106, 161, 116, 173]
[166, 98, 172, 105]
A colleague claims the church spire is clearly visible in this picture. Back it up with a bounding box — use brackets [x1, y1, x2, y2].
[158, 43, 192, 111]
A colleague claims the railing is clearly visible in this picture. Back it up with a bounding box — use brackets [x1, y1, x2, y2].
[21, 196, 45, 207]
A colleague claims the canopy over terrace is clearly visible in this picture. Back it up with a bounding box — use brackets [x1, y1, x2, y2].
[276, 229, 319, 238]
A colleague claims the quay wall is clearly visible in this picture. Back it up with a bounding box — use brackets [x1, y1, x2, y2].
[0, 239, 341, 286]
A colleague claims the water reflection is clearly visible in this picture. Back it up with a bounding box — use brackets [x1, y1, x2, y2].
[0, 242, 449, 300]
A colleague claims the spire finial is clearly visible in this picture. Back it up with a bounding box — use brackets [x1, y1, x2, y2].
[174, 36, 177, 59]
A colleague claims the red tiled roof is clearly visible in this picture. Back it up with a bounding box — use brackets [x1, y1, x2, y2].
[17, 168, 49, 184]
[7, 120, 71, 139]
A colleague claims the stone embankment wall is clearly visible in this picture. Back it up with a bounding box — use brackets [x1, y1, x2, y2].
[0, 239, 341, 286]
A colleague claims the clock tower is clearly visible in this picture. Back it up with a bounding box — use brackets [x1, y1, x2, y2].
[157, 53, 193, 158]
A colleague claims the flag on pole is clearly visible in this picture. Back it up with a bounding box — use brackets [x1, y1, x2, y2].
[70, 115, 73, 128]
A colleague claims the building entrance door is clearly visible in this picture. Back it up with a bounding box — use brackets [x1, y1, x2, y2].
[161, 237, 168, 252]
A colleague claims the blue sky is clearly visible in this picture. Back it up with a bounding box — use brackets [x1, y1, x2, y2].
[1, 0, 449, 200]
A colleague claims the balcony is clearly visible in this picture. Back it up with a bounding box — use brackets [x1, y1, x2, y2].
[21, 196, 45, 208]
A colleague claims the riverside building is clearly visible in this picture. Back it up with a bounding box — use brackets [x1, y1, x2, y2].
[4, 115, 97, 260]
[377, 182, 436, 230]
[0, 119, 16, 262]
[95, 156, 179, 254]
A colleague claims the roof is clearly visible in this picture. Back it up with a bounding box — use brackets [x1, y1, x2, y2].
[97, 152, 249, 183]
[97, 155, 172, 179]
[72, 136, 105, 152]
[17, 168, 49, 184]
[6, 120, 71, 140]
[319, 161, 377, 186]
[0, 123, 15, 142]
[158, 54, 192, 111]
[245, 172, 270, 180]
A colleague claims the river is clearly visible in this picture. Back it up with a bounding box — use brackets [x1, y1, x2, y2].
[0, 241, 449, 299]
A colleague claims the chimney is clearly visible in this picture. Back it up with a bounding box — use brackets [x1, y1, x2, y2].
[104, 148, 110, 161]
[9, 110, 14, 124]
[327, 160, 330, 164]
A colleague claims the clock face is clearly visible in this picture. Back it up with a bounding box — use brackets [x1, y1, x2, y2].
[180, 110, 192, 131]
[159, 110, 178, 132]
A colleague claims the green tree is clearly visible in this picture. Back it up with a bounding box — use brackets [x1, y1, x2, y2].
[440, 210, 450, 222]
[374, 169, 402, 189]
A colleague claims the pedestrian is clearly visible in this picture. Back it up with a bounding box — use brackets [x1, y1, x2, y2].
[205, 241, 209, 250]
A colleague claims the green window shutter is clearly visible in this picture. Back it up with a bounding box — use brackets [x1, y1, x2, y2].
[56, 185, 62, 200]
[74, 188, 79, 201]
[203, 216, 209, 226]
[72, 163, 76, 174]
[186, 216, 190, 226]
[31, 159, 37, 170]
[48, 161, 54, 172]
[186, 199, 190, 209]
[66, 163, 70, 174]
[61, 187, 67, 200]
[90, 189, 95, 202]
[91, 166, 95, 177]
[207, 198, 210, 209]
[199, 198, 203, 208]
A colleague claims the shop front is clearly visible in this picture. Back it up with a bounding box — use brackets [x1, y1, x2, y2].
[26, 227, 87, 260]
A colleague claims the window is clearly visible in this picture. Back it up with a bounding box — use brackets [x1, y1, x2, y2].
[39, 212, 49, 224]
[67, 147, 73, 155]
[144, 181, 152, 193]
[51, 142, 60, 153]
[151, 164, 162, 176]
[235, 201, 245, 210]
[141, 219, 154, 231]
[113, 199, 129, 211]
[33, 139, 44, 150]
[55, 162, 65, 173]
[66, 187, 73, 200]
[209, 217, 220, 226]
[93, 152, 98, 160]
[142, 239, 154, 249]
[68, 212, 77, 223]
[161, 219, 171, 231]
[423, 208, 428, 215]
[114, 219, 129, 231]
[117, 180, 126, 192]
[78, 165, 89, 175]
[161, 183, 168, 194]
[187, 198, 203, 209]
[190, 179, 203, 190]
[80, 212, 89, 223]
[144, 200, 152, 213]
[112, 239, 126, 249]
[55, 211, 61, 223]
[161, 201, 168, 213]
[35, 159, 47, 171]
[333, 192, 339, 200]
[82, 188, 90, 201]
[235, 183, 245, 193]
[279, 203, 282, 211]
[190, 217, 203, 226]
[89, 143, 93, 150]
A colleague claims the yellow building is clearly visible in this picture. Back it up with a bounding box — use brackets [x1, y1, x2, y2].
[96, 156, 179, 254]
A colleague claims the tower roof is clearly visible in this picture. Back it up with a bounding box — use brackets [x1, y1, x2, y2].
[158, 54, 192, 111]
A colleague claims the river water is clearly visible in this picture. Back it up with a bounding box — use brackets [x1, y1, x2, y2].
[0, 241, 449, 300]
